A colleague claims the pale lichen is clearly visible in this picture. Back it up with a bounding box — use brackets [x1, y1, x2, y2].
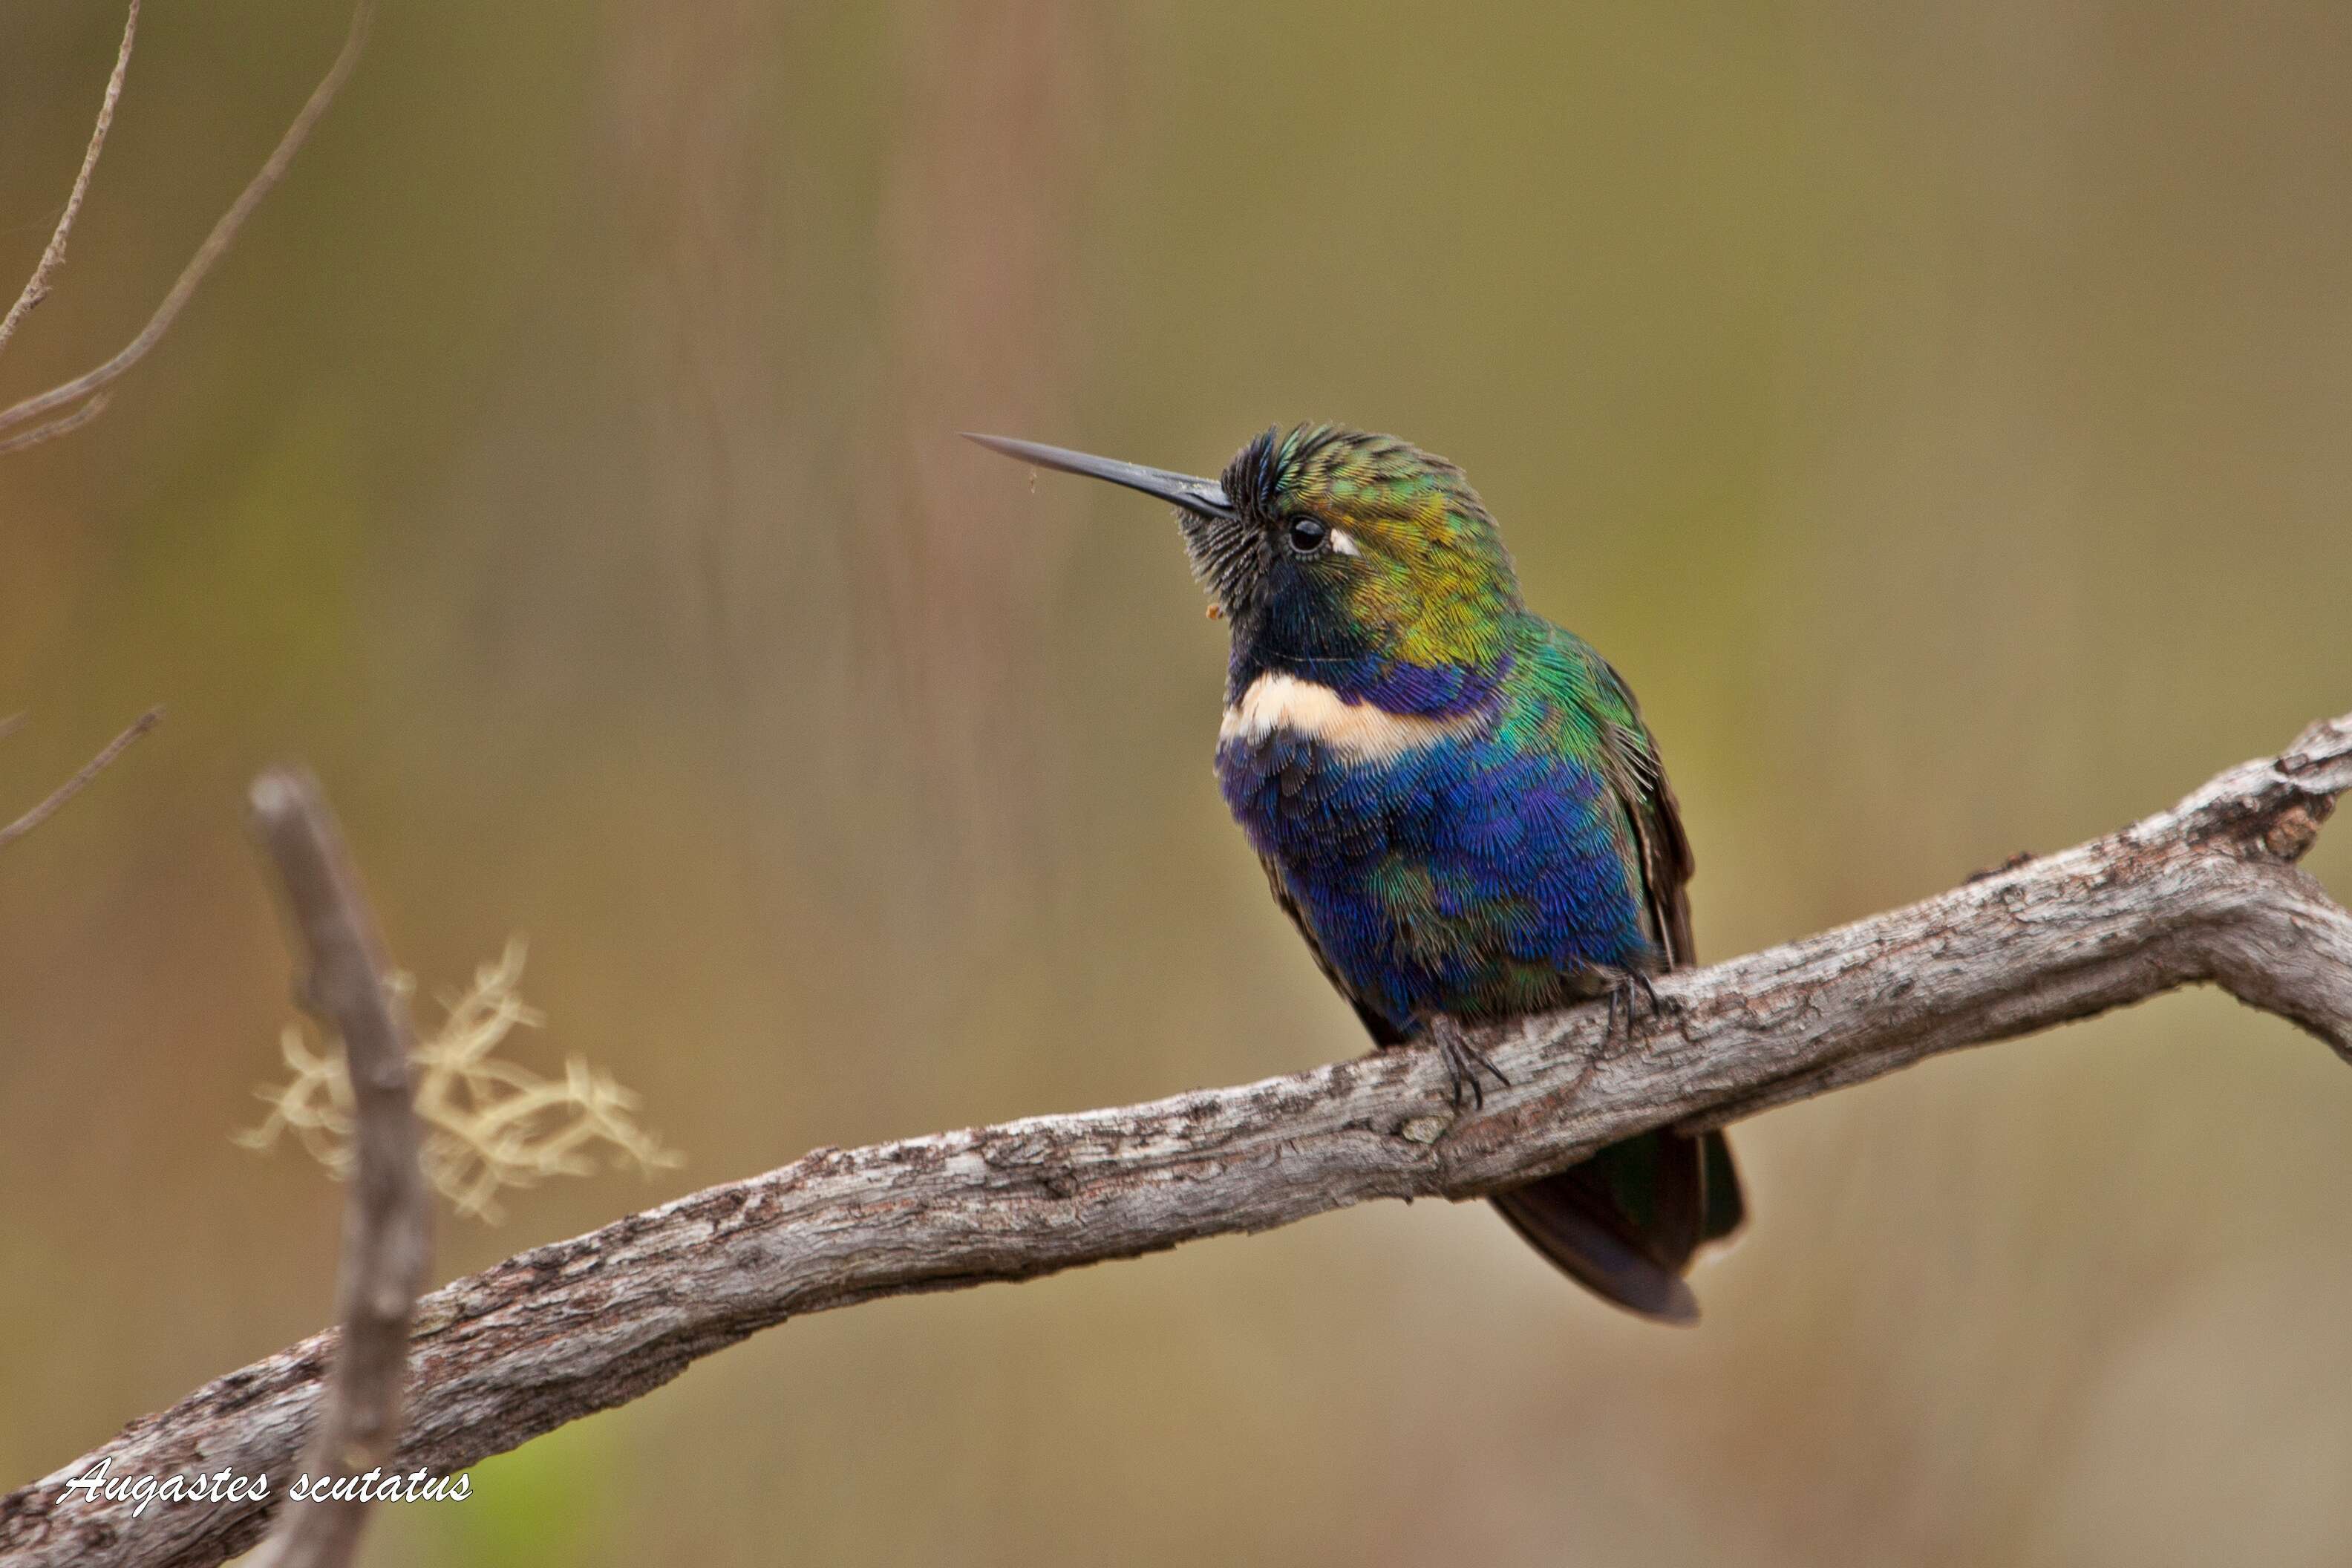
[237, 938, 681, 1221]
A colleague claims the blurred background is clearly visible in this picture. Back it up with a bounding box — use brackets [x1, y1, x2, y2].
[4, 1, 2351, 1562]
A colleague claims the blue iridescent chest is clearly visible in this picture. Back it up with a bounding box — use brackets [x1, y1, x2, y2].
[1214, 679, 1653, 1034]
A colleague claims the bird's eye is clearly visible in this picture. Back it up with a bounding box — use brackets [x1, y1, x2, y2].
[1285, 515, 1330, 555]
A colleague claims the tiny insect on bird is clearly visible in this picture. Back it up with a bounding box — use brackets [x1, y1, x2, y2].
[967, 425, 1744, 1322]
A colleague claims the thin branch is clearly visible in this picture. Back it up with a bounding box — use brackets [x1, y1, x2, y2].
[240, 769, 430, 1568]
[0, 0, 374, 445]
[0, 1, 139, 362]
[0, 392, 111, 458]
[4, 712, 2349, 1568]
[0, 707, 161, 852]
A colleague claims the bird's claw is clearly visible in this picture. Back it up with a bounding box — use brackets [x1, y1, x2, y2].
[1425, 1016, 1511, 1111]
[1602, 967, 1676, 1044]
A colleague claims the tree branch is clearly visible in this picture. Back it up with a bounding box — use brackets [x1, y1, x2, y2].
[4, 712, 2348, 1568]
[0, 1, 373, 454]
[239, 771, 430, 1568]
[0, 708, 161, 853]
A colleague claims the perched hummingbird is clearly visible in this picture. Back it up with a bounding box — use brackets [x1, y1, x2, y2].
[969, 425, 1744, 1322]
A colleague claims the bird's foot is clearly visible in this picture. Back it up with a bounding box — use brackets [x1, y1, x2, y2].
[1601, 966, 1678, 1044]
[1424, 1014, 1511, 1111]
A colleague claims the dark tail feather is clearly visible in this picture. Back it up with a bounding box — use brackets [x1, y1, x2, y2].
[1489, 1128, 1745, 1324]
[1701, 1126, 1745, 1244]
[1490, 1180, 1700, 1323]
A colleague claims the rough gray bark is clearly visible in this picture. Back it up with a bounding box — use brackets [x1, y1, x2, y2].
[241, 771, 429, 1568]
[4, 712, 2348, 1568]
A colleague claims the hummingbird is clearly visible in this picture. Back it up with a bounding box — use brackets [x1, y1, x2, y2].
[968, 424, 1744, 1322]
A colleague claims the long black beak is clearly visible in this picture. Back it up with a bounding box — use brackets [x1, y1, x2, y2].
[963, 433, 1237, 520]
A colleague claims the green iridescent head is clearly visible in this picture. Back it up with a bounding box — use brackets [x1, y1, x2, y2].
[1207, 425, 1523, 673]
[965, 425, 1524, 693]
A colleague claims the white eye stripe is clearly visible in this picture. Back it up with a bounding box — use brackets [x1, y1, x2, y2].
[1328, 529, 1360, 556]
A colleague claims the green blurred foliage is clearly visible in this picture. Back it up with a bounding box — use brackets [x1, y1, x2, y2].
[425, 1419, 617, 1567]
[3, 1, 2349, 1564]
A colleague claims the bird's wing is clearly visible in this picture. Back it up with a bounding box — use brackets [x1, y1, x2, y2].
[1548, 627, 1697, 970]
[1501, 626, 1744, 1293]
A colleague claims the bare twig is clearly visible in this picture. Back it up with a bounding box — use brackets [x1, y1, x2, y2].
[4, 713, 2349, 1568]
[0, 391, 113, 457]
[0, 1, 374, 446]
[0, 2, 139, 362]
[239, 770, 430, 1568]
[0, 708, 161, 852]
